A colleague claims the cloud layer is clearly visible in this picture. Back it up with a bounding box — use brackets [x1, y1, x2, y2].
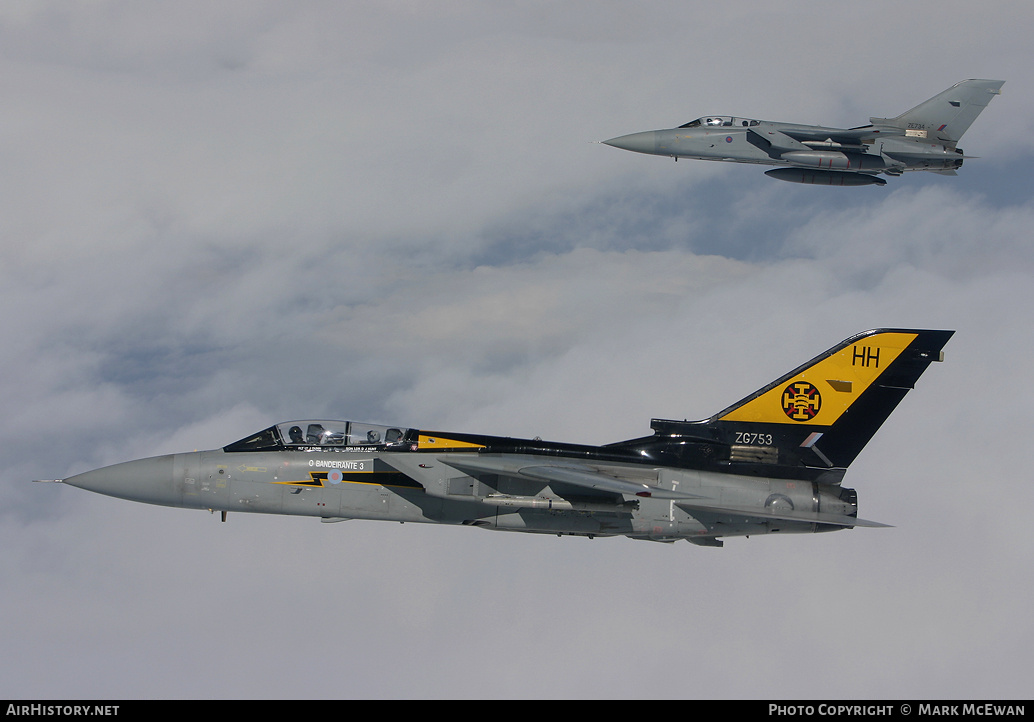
[3, 2, 1032, 699]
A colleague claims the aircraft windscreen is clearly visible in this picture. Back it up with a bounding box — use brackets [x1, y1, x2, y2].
[224, 420, 414, 452]
[678, 117, 758, 128]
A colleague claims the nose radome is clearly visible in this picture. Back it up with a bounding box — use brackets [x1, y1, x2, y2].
[64, 455, 177, 506]
[602, 131, 660, 155]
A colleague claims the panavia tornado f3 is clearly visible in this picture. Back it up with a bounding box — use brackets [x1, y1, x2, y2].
[38, 329, 952, 547]
[603, 79, 1003, 186]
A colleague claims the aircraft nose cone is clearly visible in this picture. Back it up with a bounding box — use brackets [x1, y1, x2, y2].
[64, 455, 177, 506]
[602, 131, 659, 155]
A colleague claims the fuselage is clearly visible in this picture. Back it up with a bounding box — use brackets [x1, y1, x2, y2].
[61, 420, 857, 545]
[604, 117, 965, 177]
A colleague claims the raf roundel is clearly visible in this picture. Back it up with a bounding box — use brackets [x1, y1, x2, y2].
[781, 381, 822, 421]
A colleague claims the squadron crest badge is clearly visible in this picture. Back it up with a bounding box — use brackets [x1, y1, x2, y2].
[781, 381, 822, 421]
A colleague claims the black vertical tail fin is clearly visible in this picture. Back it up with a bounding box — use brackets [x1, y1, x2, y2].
[705, 329, 953, 473]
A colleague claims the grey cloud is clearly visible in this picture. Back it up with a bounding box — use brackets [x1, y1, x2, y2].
[3, 1, 1033, 700]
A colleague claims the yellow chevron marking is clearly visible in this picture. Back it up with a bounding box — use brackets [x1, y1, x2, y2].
[417, 435, 485, 450]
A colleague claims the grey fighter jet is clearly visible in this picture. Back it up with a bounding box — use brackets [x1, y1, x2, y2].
[603, 79, 1004, 186]
[37, 329, 951, 547]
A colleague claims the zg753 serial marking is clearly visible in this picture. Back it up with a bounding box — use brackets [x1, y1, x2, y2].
[735, 432, 773, 446]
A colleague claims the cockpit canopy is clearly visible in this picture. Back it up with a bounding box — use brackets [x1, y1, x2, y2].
[679, 116, 759, 129]
[224, 420, 415, 452]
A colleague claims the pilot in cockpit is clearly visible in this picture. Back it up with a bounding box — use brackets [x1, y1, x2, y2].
[288, 426, 305, 444]
[306, 424, 325, 444]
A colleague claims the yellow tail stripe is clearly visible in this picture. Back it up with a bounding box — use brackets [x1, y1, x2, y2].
[719, 332, 918, 425]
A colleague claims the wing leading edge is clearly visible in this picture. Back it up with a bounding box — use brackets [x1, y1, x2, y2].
[674, 501, 890, 529]
[437, 455, 704, 500]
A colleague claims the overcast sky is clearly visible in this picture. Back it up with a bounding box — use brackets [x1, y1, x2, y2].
[3, 1, 1032, 700]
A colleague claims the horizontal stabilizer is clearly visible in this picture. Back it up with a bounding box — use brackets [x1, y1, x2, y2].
[676, 501, 890, 529]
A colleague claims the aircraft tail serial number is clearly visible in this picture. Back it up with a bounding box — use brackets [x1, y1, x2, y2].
[735, 432, 773, 446]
